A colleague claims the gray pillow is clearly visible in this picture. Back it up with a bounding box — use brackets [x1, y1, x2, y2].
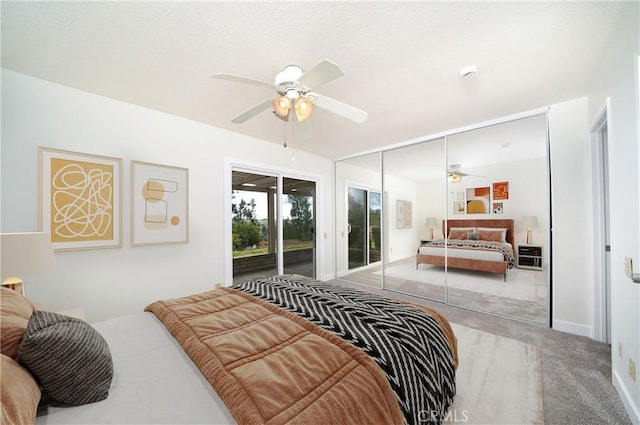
[467, 232, 480, 241]
[17, 310, 112, 406]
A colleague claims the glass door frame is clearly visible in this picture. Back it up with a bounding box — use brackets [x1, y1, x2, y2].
[224, 159, 323, 285]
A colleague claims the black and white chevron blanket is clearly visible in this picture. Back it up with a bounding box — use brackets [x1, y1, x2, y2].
[233, 276, 456, 425]
[423, 239, 515, 268]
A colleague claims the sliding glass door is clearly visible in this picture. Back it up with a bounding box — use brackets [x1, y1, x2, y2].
[347, 187, 381, 270]
[232, 170, 317, 283]
[282, 177, 316, 278]
[231, 171, 278, 283]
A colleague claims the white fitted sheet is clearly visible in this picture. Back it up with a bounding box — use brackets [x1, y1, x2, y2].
[418, 244, 507, 262]
[36, 312, 236, 425]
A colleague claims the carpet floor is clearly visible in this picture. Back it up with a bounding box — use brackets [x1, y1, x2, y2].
[345, 257, 548, 325]
[447, 324, 544, 424]
[330, 278, 631, 425]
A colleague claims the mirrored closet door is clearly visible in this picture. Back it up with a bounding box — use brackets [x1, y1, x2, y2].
[334, 153, 382, 289]
[382, 138, 446, 303]
[445, 115, 550, 324]
[334, 112, 550, 326]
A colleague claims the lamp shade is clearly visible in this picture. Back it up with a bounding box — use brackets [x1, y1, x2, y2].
[425, 217, 438, 239]
[520, 216, 539, 244]
[521, 216, 539, 229]
[1, 232, 56, 280]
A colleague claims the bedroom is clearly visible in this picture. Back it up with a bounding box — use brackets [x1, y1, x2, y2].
[1, 1, 639, 424]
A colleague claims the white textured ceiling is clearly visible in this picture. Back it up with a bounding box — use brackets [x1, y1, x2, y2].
[1, 1, 629, 160]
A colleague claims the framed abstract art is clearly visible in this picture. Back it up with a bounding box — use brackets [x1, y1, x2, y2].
[39, 147, 122, 251]
[131, 161, 189, 246]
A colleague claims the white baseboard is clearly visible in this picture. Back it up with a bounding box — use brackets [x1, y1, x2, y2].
[552, 319, 592, 338]
[320, 273, 335, 281]
[613, 371, 640, 424]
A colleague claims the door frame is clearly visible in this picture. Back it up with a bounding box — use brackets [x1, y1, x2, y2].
[224, 158, 323, 285]
[589, 99, 611, 343]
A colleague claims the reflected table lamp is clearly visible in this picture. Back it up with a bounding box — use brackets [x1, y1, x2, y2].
[521, 216, 539, 245]
[425, 217, 438, 240]
[1, 232, 55, 296]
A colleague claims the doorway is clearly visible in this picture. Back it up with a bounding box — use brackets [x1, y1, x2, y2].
[231, 169, 317, 283]
[591, 104, 612, 344]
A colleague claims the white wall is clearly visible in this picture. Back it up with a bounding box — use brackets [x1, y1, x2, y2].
[1, 70, 333, 323]
[384, 174, 418, 263]
[548, 97, 593, 336]
[586, 3, 640, 420]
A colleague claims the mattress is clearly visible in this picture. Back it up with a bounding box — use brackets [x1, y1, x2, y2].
[418, 244, 509, 262]
[36, 312, 236, 425]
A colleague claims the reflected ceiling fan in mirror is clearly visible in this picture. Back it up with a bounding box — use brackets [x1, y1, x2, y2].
[447, 164, 486, 183]
[211, 60, 368, 125]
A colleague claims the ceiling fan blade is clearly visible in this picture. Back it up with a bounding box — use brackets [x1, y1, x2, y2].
[211, 73, 278, 90]
[312, 93, 368, 123]
[297, 60, 344, 90]
[231, 99, 273, 124]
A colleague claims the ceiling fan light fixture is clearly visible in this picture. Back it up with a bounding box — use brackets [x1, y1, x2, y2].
[449, 174, 462, 183]
[295, 97, 313, 122]
[273, 96, 291, 117]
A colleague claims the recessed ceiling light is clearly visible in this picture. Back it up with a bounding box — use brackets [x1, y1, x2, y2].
[501, 142, 511, 148]
[459, 65, 478, 79]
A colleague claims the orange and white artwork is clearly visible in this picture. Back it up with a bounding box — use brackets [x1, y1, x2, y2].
[493, 181, 509, 200]
[131, 161, 189, 246]
[39, 148, 122, 251]
[466, 187, 490, 214]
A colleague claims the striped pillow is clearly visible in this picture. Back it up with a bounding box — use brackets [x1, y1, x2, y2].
[17, 311, 113, 406]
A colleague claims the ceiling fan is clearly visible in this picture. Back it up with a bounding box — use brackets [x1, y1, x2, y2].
[447, 164, 486, 183]
[211, 60, 367, 125]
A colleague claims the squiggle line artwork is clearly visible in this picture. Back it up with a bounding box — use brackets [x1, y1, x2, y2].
[51, 163, 113, 240]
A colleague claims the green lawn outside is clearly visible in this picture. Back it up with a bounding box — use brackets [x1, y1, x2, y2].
[233, 241, 313, 258]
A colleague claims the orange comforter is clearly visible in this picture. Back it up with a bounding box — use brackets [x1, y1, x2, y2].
[145, 287, 404, 425]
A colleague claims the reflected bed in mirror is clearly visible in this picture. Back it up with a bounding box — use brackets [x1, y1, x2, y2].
[416, 219, 515, 281]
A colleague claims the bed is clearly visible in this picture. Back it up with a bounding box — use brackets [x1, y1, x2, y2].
[1, 276, 458, 425]
[416, 219, 515, 281]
